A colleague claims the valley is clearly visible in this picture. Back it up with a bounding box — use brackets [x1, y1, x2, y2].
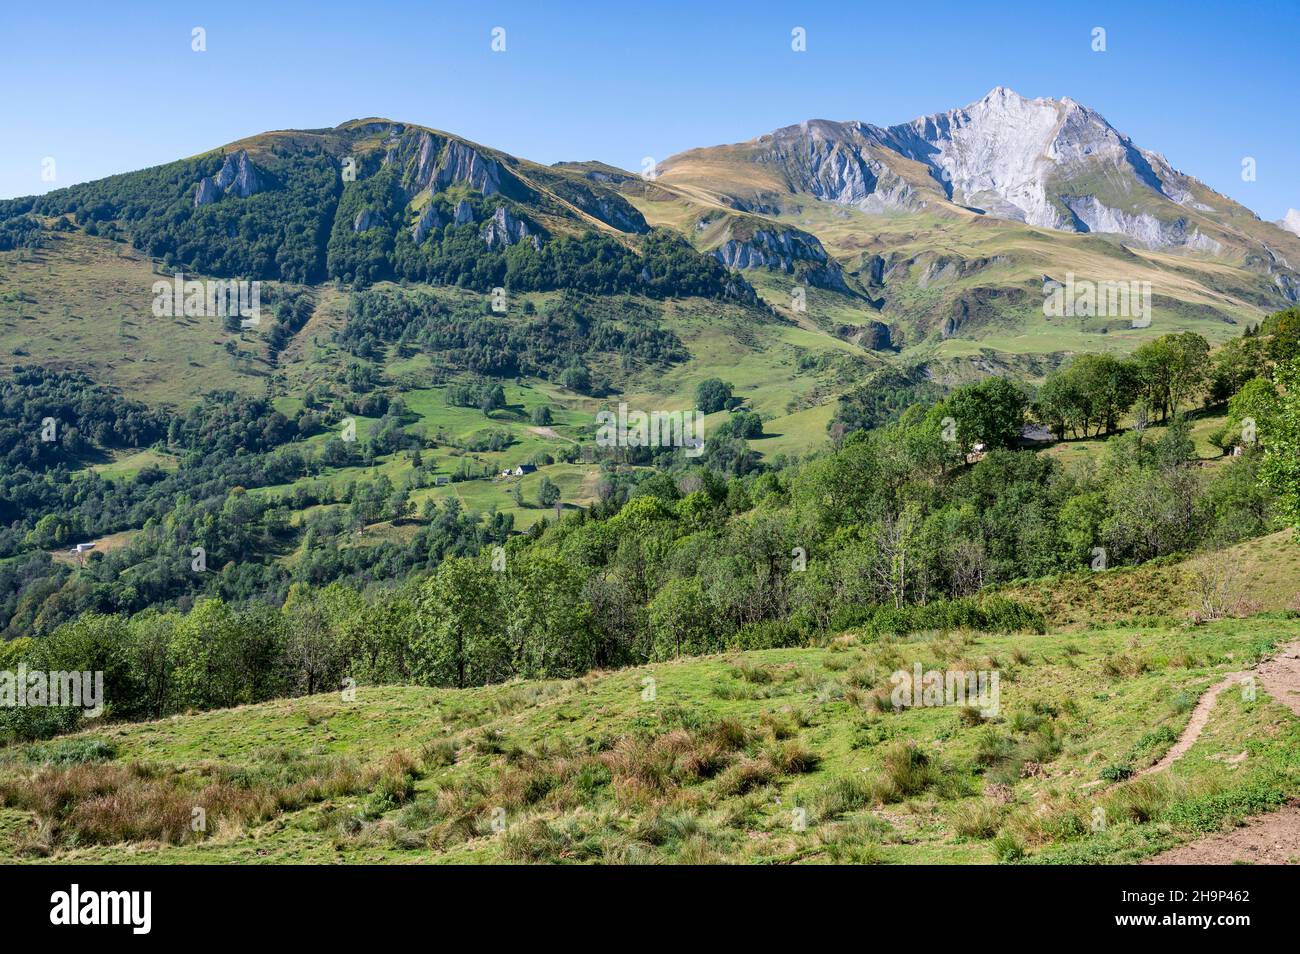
[2, 80, 1299, 873]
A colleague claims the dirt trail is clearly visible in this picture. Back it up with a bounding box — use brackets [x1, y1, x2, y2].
[1143, 802, 1300, 864]
[1141, 641, 1300, 864]
[1136, 672, 1245, 778]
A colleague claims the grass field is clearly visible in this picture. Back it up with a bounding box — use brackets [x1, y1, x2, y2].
[1003, 529, 1300, 630]
[2, 609, 1295, 864]
[0, 229, 271, 407]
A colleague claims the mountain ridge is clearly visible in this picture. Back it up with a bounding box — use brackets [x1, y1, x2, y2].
[659, 87, 1299, 264]
[3, 92, 1296, 363]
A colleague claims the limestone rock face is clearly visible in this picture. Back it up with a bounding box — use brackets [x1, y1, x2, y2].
[713, 228, 825, 270]
[712, 225, 847, 291]
[746, 120, 924, 214]
[194, 177, 222, 207]
[194, 150, 263, 206]
[434, 140, 502, 195]
[480, 206, 538, 249]
[453, 200, 475, 226]
[389, 130, 503, 197]
[678, 87, 1259, 253]
[412, 204, 443, 243]
[877, 87, 1226, 249]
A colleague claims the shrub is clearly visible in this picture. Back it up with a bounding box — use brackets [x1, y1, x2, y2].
[420, 738, 458, 768]
[951, 800, 1004, 839]
[24, 738, 117, 766]
[1100, 763, 1134, 783]
[716, 757, 777, 797]
[993, 829, 1025, 862]
[811, 775, 874, 822]
[875, 743, 937, 802]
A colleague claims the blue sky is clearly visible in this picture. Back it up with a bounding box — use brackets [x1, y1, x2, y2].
[2, 0, 1297, 219]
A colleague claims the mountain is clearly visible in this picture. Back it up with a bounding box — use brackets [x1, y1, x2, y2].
[659, 87, 1299, 259]
[606, 88, 1300, 355]
[4, 94, 1299, 396]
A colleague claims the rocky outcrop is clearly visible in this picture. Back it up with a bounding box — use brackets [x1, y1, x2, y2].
[1277, 273, 1300, 302]
[712, 225, 848, 291]
[938, 286, 1033, 337]
[388, 130, 505, 198]
[412, 204, 443, 243]
[916, 254, 1010, 288]
[534, 169, 649, 233]
[749, 120, 924, 214]
[194, 150, 263, 206]
[709, 88, 1245, 253]
[1062, 196, 1222, 253]
[353, 209, 379, 232]
[837, 320, 893, 350]
[453, 200, 474, 225]
[713, 228, 826, 270]
[573, 192, 646, 233]
[481, 206, 540, 249]
[877, 88, 1230, 251]
[435, 140, 501, 195]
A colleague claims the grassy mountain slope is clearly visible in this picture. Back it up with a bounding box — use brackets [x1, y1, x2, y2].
[3, 602, 1297, 864]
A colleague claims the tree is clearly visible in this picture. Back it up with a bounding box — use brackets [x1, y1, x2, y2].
[648, 576, 714, 658]
[127, 610, 178, 719]
[411, 557, 506, 688]
[505, 552, 594, 678]
[695, 377, 733, 414]
[943, 377, 1027, 453]
[561, 364, 591, 394]
[1134, 332, 1209, 422]
[1208, 337, 1267, 404]
[281, 583, 351, 696]
[1259, 358, 1300, 529]
[1264, 307, 1300, 364]
[169, 598, 246, 710]
[1032, 370, 1082, 439]
[530, 405, 553, 426]
[1072, 354, 1140, 436]
[538, 475, 560, 508]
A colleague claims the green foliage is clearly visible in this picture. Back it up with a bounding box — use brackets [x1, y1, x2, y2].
[1260, 357, 1300, 529]
[1133, 332, 1211, 422]
[27, 150, 339, 282]
[834, 367, 943, 436]
[694, 377, 733, 414]
[942, 376, 1027, 452]
[1033, 353, 1140, 439]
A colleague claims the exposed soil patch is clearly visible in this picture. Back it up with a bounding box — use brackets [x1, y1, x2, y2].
[1142, 642, 1300, 864]
[1143, 802, 1300, 865]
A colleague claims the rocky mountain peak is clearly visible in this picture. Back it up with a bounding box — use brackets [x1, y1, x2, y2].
[194, 150, 264, 207]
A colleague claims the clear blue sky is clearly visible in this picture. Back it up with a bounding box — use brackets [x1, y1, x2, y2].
[2, 0, 1296, 219]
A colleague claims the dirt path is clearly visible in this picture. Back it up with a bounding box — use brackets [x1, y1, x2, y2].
[1258, 643, 1300, 718]
[1143, 802, 1300, 864]
[1141, 642, 1300, 864]
[1135, 672, 1245, 777]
